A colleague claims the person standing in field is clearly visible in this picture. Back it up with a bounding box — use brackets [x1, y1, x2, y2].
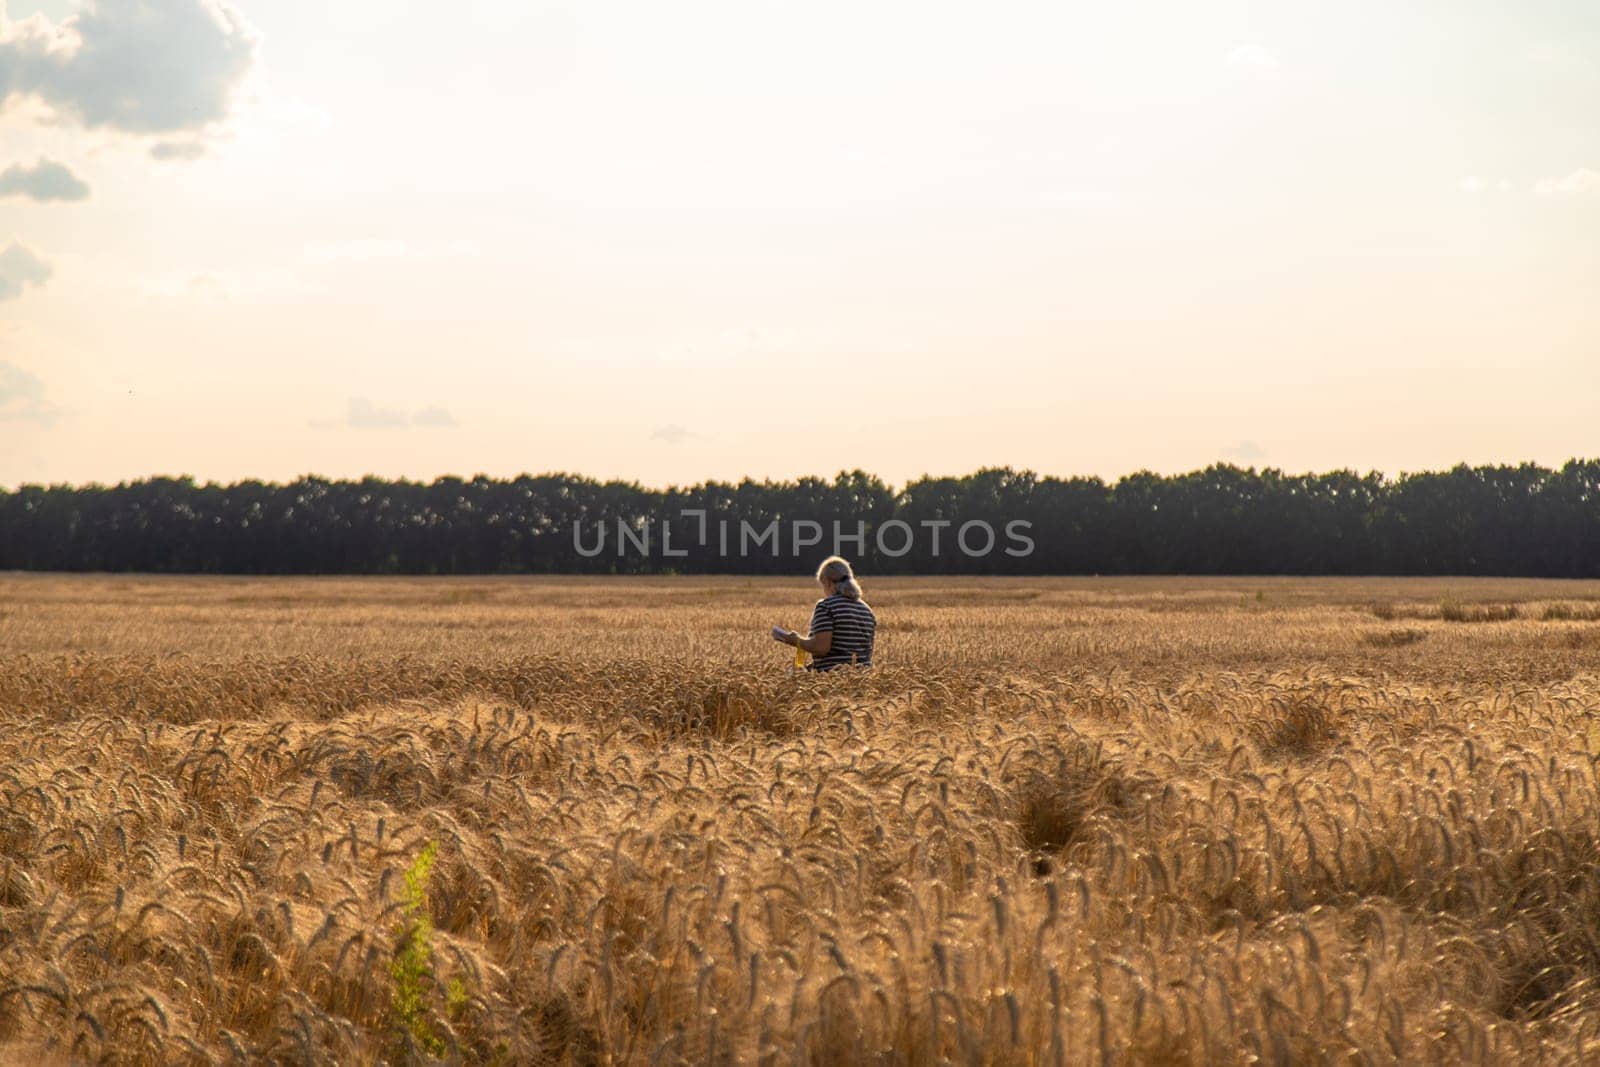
[771, 556, 877, 670]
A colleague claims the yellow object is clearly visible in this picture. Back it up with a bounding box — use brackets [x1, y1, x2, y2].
[795, 643, 807, 669]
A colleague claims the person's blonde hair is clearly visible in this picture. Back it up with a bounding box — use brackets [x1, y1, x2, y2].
[816, 556, 862, 600]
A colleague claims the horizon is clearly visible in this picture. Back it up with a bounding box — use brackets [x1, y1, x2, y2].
[7, 453, 1600, 495]
[3, 0, 1598, 488]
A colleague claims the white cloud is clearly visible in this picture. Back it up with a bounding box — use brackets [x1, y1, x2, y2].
[1226, 44, 1280, 80]
[412, 406, 457, 428]
[0, 0, 256, 138]
[1534, 168, 1600, 197]
[0, 242, 52, 302]
[1222, 440, 1268, 464]
[311, 398, 458, 430]
[149, 140, 208, 161]
[344, 397, 408, 429]
[650, 424, 699, 445]
[0, 361, 57, 422]
[0, 158, 90, 201]
[1459, 176, 1485, 195]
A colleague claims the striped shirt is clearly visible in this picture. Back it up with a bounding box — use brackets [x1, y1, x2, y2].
[807, 594, 876, 670]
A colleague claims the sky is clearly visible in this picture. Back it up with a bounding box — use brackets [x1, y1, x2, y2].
[1, 0, 1597, 490]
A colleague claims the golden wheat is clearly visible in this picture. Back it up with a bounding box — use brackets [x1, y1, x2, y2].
[2, 574, 1600, 1063]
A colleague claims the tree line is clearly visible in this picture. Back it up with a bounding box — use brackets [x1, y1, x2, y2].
[1, 461, 1597, 575]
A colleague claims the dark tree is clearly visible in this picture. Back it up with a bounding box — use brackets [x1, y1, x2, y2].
[1, 462, 1596, 576]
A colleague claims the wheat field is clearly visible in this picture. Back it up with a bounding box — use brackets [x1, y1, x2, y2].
[3, 574, 1600, 1064]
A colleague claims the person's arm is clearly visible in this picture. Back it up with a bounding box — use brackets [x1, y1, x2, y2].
[788, 628, 832, 656]
[772, 600, 835, 656]
[771, 626, 833, 655]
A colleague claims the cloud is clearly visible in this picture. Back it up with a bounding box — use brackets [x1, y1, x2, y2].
[149, 140, 207, 161]
[0, 361, 57, 422]
[0, 242, 52, 302]
[1222, 440, 1269, 464]
[344, 397, 409, 429]
[1459, 176, 1485, 195]
[412, 406, 458, 428]
[1534, 168, 1600, 197]
[0, 158, 89, 201]
[311, 398, 458, 430]
[650, 424, 699, 445]
[1226, 44, 1280, 80]
[0, 0, 256, 136]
